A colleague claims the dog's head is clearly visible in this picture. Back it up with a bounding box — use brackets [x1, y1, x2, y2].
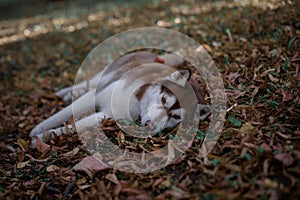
[137, 69, 211, 133]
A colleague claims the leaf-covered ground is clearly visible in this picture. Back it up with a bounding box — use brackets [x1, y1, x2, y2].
[0, 0, 299, 199]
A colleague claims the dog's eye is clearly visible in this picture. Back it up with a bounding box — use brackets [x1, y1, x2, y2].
[173, 115, 181, 120]
[161, 96, 166, 104]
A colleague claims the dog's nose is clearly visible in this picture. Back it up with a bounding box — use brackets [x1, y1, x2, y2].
[145, 120, 154, 130]
[144, 120, 150, 126]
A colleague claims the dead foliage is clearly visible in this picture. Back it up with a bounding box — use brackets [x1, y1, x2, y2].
[0, 0, 299, 199]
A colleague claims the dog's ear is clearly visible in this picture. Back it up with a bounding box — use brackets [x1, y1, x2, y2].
[167, 69, 191, 86]
[198, 104, 212, 120]
[178, 69, 191, 80]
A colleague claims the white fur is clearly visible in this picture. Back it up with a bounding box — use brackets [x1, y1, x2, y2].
[30, 52, 211, 145]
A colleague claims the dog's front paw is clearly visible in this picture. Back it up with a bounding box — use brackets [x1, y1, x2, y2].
[30, 124, 44, 138]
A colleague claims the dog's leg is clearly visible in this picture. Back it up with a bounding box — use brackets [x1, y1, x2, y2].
[30, 90, 96, 138]
[31, 111, 109, 146]
[56, 72, 103, 102]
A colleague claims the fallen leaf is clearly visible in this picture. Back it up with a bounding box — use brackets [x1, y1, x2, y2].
[18, 138, 29, 150]
[293, 150, 300, 160]
[23, 179, 36, 187]
[161, 178, 171, 187]
[253, 64, 264, 80]
[280, 88, 294, 102]
[166, 141, 175, 165]
[261, 143, 272, 151]
[17, 161, 30, 169]
[35, 137, 50, 153]
[239, 123, 254, 134]
[17, 151, 25, 162]
[212, 41, 222, 48]
[77, 184, 91, 190]
[62, 147, 79, 157]
[46, 165, 60, 172]
[243, 142, 256, 148]
[167, 185, 190, 198]
[73, 155, 109, 178]
[269, 49, 279, 57]
[264, 178, 278, 188]
[268, 73, 279, 82]
[250, 87, 259, 98]
[274, 153, 294, 166]
[152, 148, 165, 158]
[75, 177, 87, 185]
[121, 187, 150, 199]
[106, 174, 120, 185]
[228, 72, 240, 84]
[202, 44, 212, 52]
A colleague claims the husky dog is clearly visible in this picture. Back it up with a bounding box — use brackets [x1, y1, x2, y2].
[30, 51, 211, 144]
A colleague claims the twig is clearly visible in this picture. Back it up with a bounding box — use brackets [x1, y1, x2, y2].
[226, 103, 237, 112]
[25, 154, 50, 162]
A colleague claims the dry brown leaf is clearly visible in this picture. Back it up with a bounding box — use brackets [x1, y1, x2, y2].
[75, 177, 88, 185]
[167, 185, 190, 198]
[18, 138, 29, 150]
[161, 178, 171, 187]
[77, 184, 91, 190]
[166, 141, 175, 165]
[23, 179, 36, 187]
[73, 155, 109, 178]
[62, 147, 80, 157]
[268, 74, 279, 82]
[35, 137, 50, 153]
[239, 123, 254, 134]
[261, 69, 275, 77]
[17, 161, 30, 169]
[253, 64, 264, 80]
[261, 143, 272, 151]
[106, 174, 120, 185]
[212, 41, 222, 48]
[46, 165, 60, 172]
[280, 88, 294, 102]
[274, 153, 294, 166]
[228, 72, 240, 84]
[152, 148, 166, 158]
[250, 87, 259, 98]
[202, 44, 212, 52]
[264, 178, 278, 188]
